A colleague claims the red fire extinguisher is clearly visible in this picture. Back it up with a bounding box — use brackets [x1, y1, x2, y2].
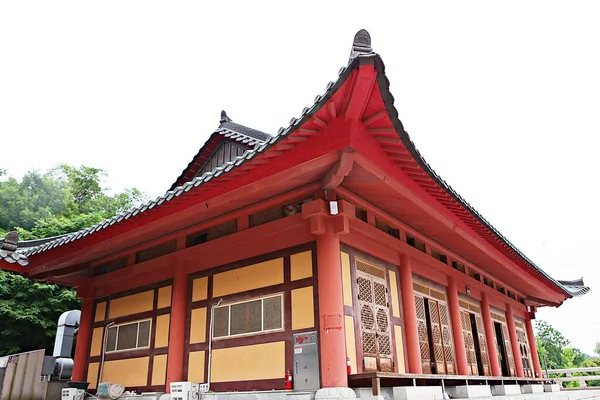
[285, 368, 293, 390]
[346, 356, 351, 375]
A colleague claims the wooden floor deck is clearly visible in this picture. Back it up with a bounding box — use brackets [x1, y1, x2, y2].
[348, 371, 551, 389]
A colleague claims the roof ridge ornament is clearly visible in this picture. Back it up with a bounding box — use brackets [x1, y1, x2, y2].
[1, 231, 18, 252]
[348, 29, 374, 63]
[220, 110, 232, 123]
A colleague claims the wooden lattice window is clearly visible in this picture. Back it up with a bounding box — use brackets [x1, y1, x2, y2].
[468, 268, 481, 282]
[431, 248, 448, 264]
[496, 285, 506, 295]
[208, 220, 237, 240]
[507, 290, 516, 300]
[93, 256, 128, 276]
[355, 207, 368, 222]
[483, 277, 494, 289]
[250, 207, 283, 227]
[406, 234, 426, 253]
[212, 294, 283, 339]
[375, 217, 399, 239]
[452, 260, 466, 274]
[135, 240, 176, 263]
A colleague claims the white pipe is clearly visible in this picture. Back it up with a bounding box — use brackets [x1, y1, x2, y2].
[206, 298, 223, 391]
[98, 321, 115, 384]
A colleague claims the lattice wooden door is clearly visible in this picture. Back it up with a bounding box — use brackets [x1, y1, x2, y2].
[474, 315, 490, 376]
[414, 294, 431, 373]
[356, 260, 393, 372]
[501, 325, 516, 377]
[461, 310, 478, 375]
[516, 322, 533, 378]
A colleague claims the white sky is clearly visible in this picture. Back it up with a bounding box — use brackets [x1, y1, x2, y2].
[1, 1, 599, 354]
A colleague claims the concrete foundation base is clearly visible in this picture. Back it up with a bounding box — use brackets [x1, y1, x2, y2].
[315, 387, 357, 400]
[521, 384, 545, 394]
[490, 384, 521, 396]
[392, 386, 445, 400]
[354, 388, 392, 400]
[544, 384, 562, 392]
[445, 385, 491, 398]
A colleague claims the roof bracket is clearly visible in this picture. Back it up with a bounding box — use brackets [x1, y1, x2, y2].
[322, 147, 356, 191]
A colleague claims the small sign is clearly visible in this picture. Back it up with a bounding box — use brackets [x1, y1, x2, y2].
[198, 383, 209, 393]
[294, 347, 303, 354]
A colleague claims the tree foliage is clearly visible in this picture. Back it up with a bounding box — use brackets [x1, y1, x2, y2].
[0, 165, 146, 356]
[536, 320, 600, 387]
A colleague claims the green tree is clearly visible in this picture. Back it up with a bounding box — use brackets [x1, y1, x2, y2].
[536, 320, 570, 369]
[595, 342, 600, 357]
[0, 165, 146, 355]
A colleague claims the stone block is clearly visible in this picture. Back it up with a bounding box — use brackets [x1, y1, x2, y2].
[392, 386, 445, 400]
[445, 385, 491, 398]
[353, 387, 393, 400]
[490, 384, 521, 396]
[521, 383, 545, 394]
[315, 387, 357, 400]
[543, 384, 562, 392]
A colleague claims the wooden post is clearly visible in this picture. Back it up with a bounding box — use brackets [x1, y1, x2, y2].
[481, 292, 501, 376]
[448, 277, 469, 375]
[525, 314, 543, 378]
[71, 295, 93, 382]
[506, 304, 524, 377]
[166, 266, 188, 391]
[399, 253, 423, 374]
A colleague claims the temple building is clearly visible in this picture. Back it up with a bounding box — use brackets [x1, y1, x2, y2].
[0, 30, 589, 396]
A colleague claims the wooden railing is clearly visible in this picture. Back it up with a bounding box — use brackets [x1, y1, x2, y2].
[543, 367, 600, 388]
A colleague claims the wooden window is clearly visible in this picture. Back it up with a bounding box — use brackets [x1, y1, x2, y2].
[212, 294, 283, 339]
[518, 296, 526, 305]
[355, 207, 368, 223]
[496, 285, 506, 295]
[507, 290, 516, 300]
[135, 240, 176, 263]
[375, 217, 400, 239]
[451, 260, 466, 274]
[93, 257, 128, 276]
[406, 234, 426, 253]
[186, 220, 238, 248]
[105, 319, 151, 353]
[483, 277, 494, 289]
[468, 268, 481, 282]
[430, 248, 448, 264]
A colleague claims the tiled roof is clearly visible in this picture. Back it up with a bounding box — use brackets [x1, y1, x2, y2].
[169, 110, 270, 190]
[0, 232, 29, 266]
[557, 279, 590, 297]
[4, 30, 589, 300]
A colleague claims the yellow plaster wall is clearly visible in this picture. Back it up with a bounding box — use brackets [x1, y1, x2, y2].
[108, 290, 154, 319]
[157, 285, 172, 309]
[87, 362, 99, 389]
[102, 357, 149, 387]
[89, 327, 103, 357]
[344, 315, 357, 374]
[192, 277, 208, 302]
[389, 270, 400, 318]
[291, 250, 313, 281]
[341, 252, 353, 306]
[151, 354, 167, 386]
[190, 307, 207, 344]
[155, 314, 170, 348]
[291, 286, 314, 330]
[94, 302, 106, 322]
[211, 342, 285, 382]
[213, 258, 283, 297]
[394, 325, 406, 373]
[187, 351, 206, 384]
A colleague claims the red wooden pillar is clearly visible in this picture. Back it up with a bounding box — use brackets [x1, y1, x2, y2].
[316, 231, 348, 387]
[480, 292, 501, 376]
[399, 253, 422, 374]
[447, 277, 469, 375]
[525, 313, 543, 378]
[505, 304, 524, 377]
[72, 296, 93, 382]
[166, 266, 188, 391]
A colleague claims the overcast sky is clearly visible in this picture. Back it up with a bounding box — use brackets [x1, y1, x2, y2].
[1, 1, 599, 355]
